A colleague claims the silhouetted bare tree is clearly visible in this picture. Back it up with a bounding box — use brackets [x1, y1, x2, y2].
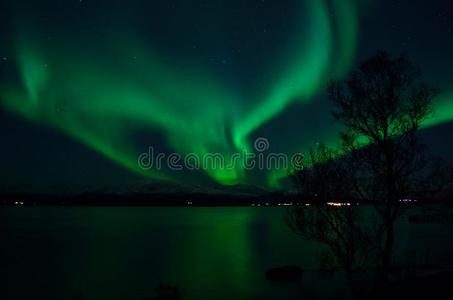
[327, 51, 442, 282]
[289, 52, 453, 287]
[287, 143, 370, 287]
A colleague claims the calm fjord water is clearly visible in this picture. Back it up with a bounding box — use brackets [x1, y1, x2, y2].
[1, 206, 452, 300]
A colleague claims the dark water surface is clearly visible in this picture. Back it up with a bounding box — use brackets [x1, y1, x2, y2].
[1, 206, 452, 300]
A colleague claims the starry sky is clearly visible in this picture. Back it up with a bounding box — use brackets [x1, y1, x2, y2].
[0, 0, 452, 192]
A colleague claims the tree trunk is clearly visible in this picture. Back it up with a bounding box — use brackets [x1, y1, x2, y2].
[381, 144, 396, 283]
[381, 218, 394, 283]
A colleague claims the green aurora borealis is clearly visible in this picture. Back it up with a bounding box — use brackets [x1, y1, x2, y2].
[0, 0, 452, 189]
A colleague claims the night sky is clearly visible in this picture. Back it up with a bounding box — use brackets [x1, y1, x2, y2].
[0, 0, 452, 191]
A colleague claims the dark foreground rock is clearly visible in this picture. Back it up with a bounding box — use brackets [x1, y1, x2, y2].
[265, 265, 303, 282]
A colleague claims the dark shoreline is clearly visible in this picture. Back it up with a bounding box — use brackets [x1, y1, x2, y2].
[1, 193, 451, 207]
